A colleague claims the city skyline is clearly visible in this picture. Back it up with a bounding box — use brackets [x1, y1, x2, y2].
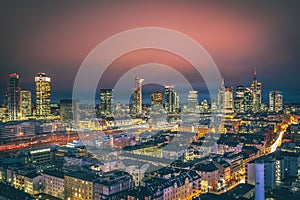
[0, 1, 300, 102]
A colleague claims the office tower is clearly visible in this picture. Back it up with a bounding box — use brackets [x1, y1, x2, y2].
[164, 85, 180, 114]
[199, 99, 210, 114]
[131, 77, 144, 117]
[7, 73, 20, 121]
[243, 88, 253, 113]
[99, 89, 113, 118]
[269, 90, 283, 113]
[151, 91, 163, 106]
[60, 99, 79, 126]
[19, 90, 32, 119]
[217, 78, 234, 114]
[234, 85, 244, 113]
[35, 72, 51, 118]
[187, 90, 198, 112]
[223, 87, 234, 114]
[251, 69, 262, 113]
[217, 78, 225, 113]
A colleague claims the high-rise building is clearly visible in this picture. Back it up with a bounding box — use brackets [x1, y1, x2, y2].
[99, 89, 113, 118]
[269, 90, 283, 113]
[164, 85, 180, 114]
[243, 88, 253, 113]
[234, 85, 244, 113]
[187, 90, 198, 112]
[251, 69, 262, 113]
[60, 99, 79, 126]
[217, 78, 225, 113]
[224, 87, 234, 114]
[7, 73, 20, 121]
[131, 77, 144, 117]
[151, 91, 163, 106]
[35, 72, 51, 118]
[217, 79, 234, 114]
[19, 90, 32, 119]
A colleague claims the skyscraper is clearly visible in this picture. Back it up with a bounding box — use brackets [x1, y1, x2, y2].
[131, 77, 144, 117]
[151, 91, 163, 106]
[223, 86, 234, 114]
[100, 89, 113, 118]
[35, 72, 51, 118]
[243, 87, 253, 113]
[187, 90, 198, 112]
[19, 90, 32, 119]
[251, 69, 262, 113]
[234, 85, 244, 113]
[217, 79, 234, 114]
[60, 99, 79, 126]
[164, 85, 180, 114]
[7, 73, 20, 121]
[269, 90, 283, 113]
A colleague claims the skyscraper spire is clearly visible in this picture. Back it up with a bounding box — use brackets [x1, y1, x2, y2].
[254, 68, 257, 81]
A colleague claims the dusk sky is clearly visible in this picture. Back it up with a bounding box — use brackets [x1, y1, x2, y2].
[0, 0, 299, 103]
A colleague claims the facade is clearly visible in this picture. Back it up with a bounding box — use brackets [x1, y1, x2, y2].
[19, 90, 32, 119]
[100, 89, 113, 118]
[217, 79, 234, 114]
[35, 72, 51, 118]
[65, 170, 132, 200]
[243, 87, 253, 113]
[60, 99, 79, 126]
[18, 147, 55, 167]
[42, 170, 65, 199]
[246, 157, 276, 191]
[93, 170, 133, 200]
[164, 86, 180, 114]
[14, 172, 42, 195]
[234, 85, 244, 113]
[193, 162, 218, 191]
[187, 90, 198, 112]
[269, 90, 283, 113]
[251, 69, 262, 113]
[7, 73, 20, 121]
[131, 77, 144, 117]
[151, 91, 163, 106]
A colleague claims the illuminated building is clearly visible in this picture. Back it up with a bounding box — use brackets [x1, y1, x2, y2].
[127, 170, 200, 200]
[60, 99, 79, 126]
[93, 170, 133, 199]
[217, 78, 225, 113]
[35, 72, 51, 118]
[251, 69, 262, 113]
[187, 90, 198, 112]
[243, 88, 253, 113]
[99, 89, 113, 118]
[42, 170, 64, 199]
[7, 73, 20, 121]
[199, 99, 210, 114]
[65, 170, 133, 200]
[131, 77, 144, 117]
[19, 90, 32, 119]
[65, 171, 95, 200]
[269, 90, 283, 113]
[224, 87, 234, 114]
[246, 157, 276, 194]
[18, 147, 55, 167]
[217, 79, 234, 114]
[151, 91, 163, 106]
[164, 85, 180, 114]
[194, 162, 218, 191]
[234, 85, 244, 113]
[14, 172, 42, 195]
